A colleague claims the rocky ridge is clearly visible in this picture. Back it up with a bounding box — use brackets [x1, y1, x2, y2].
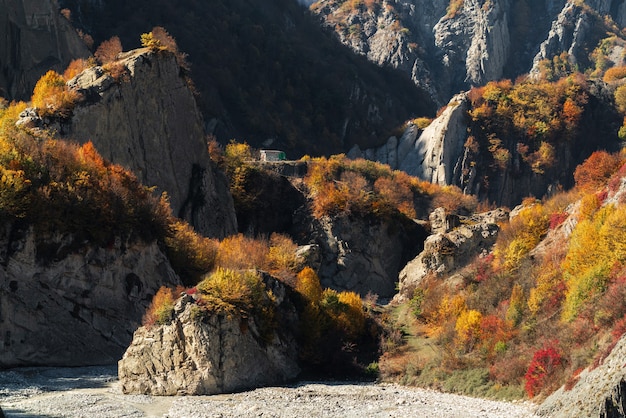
[311, 0, 626, 106]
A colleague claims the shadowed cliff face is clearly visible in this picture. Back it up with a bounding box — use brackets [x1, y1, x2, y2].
[0, 224, 181, 368]
[0, 0, 90, 99]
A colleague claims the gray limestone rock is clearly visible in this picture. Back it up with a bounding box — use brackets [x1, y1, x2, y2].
[63, 49, 237, 239]
[396, 207, 508, 301]
[118, 289, 300, 395]
[312, 214, 427, 299]
[0, 224, 180, 367]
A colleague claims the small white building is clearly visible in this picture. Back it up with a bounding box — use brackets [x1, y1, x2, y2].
[260, 150, 286, 162]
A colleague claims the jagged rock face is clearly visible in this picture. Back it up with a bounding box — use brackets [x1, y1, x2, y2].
[396, 208, 508, 301]
[349, 93, 469, 186]
[119, 289, 300, 395]
[311, 0, 447, 104]
[538, 335, 626, 417]
[0, 224, 180, 367]
[312, 0, 626, 106]
[0, 0, 90, 99]
[309, 214, 427, 299]
[64, 49, 237, 239]
[434, 0, 510, 90]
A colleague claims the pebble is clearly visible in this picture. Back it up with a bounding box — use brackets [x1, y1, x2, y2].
[0, 366, 539, 418]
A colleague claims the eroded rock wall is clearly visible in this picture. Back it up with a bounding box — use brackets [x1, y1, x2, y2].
[0, 224, 180, 367]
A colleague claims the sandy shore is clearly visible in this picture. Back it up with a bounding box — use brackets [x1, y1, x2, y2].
[0, 366, 538, 417]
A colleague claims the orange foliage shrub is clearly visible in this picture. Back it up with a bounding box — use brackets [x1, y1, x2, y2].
[574, 151, 622, 193]
[63, 59, 92, 81]
[143, 286, 175, 327]
[296, 267, 323, 304]
[267, 233, 298, 281]
[216, 233, 269, 270]
[95, 36, 122, 65]
[165, 220, 218, 284]
[603, 66, 626, 82]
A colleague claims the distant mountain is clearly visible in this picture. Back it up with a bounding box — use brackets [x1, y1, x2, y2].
[309, 0, 626, 105]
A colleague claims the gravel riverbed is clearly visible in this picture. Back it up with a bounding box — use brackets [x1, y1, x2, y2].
[0, 366, 539, 417]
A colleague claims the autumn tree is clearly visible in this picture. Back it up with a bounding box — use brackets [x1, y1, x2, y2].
[94, 36, 122, 64]
[573, 151, 622, 193]
[31, 70, 80, 117]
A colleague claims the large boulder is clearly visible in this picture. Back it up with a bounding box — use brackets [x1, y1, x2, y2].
[119, 280, 300, 395]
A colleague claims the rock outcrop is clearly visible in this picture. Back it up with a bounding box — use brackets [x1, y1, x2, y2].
[63, 49, 237, 238]
[537, 334, 626, 417]
[395, 207, 508, 301]
[349, 93, 469, 186]
[433, 0, 510, 90]
[0, 0, 90, 100]
[307, 214, 427, 299]
[119, 282, 300, 395]
[0, 224, 180, 367]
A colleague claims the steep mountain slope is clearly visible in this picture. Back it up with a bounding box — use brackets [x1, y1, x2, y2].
[352, 76, 622, 207]
[310, 0, 626, 105]
[54, 0, 434, 156]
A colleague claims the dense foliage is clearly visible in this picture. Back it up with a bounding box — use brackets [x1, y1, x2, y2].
[303, 154, 477, 220]
[381, 149, 626, 400]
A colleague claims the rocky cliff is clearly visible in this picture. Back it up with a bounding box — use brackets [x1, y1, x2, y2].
[395, 207, 507, 301]
[119, 281, 300, 395]
[311, 0, 626, 106]
[349, 93, 469, 186]
[0, 224, 180, 367]
[62, 49, 237, 239]
[305, 214, 427, 299]
[0, 0, 89, 100]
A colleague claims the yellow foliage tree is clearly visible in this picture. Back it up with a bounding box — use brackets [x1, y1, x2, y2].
[31, 70, 80, 117]
[296, 267, 323, 304]
[455, 309, 482, 351]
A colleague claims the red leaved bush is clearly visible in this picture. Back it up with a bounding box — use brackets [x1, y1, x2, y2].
[524, 342, 563, 397]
